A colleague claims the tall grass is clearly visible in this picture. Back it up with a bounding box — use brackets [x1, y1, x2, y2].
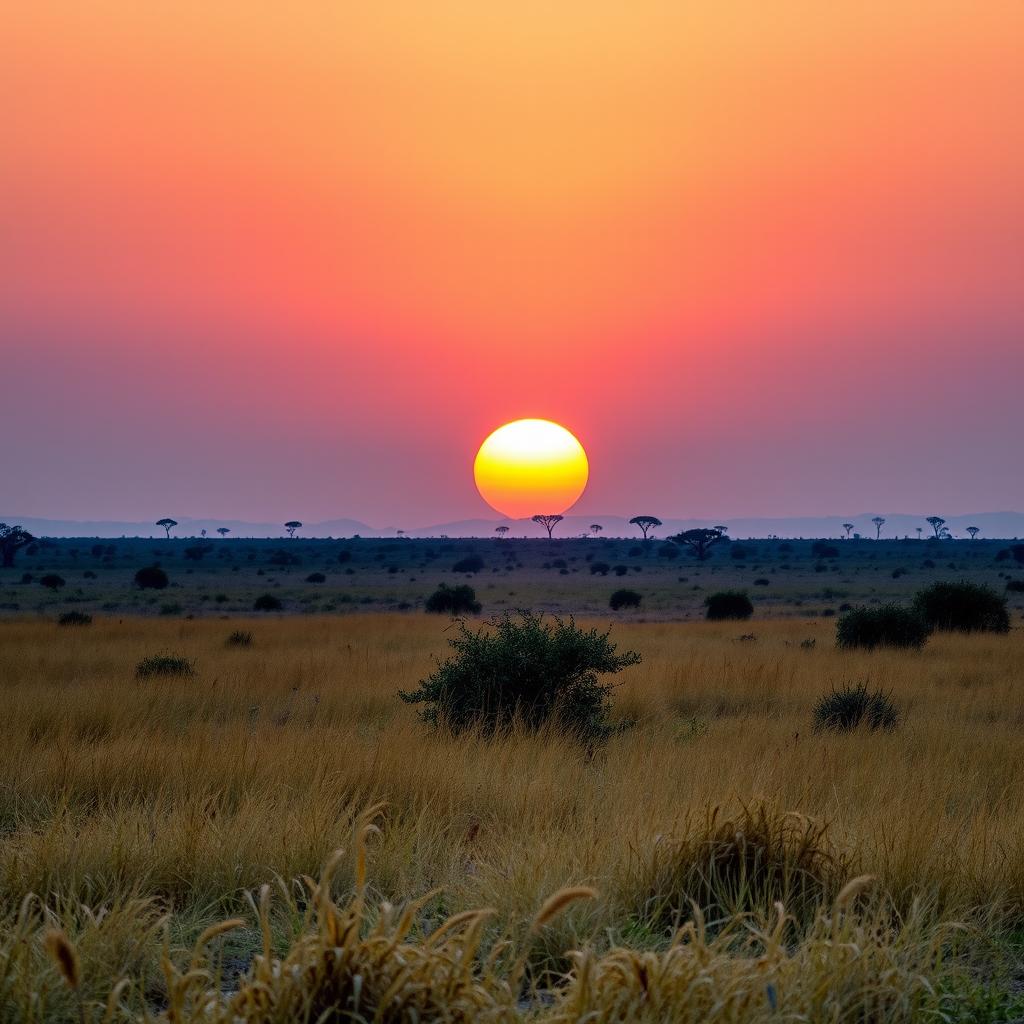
[1, 614, 1023, 1018]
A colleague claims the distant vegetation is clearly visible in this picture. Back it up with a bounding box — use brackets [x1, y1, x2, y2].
[704, 590, 753, 620]
[836, 604, 930, 650]
[424, 583, 481, 615]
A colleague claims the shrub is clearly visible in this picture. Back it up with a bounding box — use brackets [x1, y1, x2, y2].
[835, 604, 930, 650]
[658, 544, 679, 559]
[609, 588, 642, 610]
[754, 578, 770, 586]
[452, 555, 484, 573]
[183, 545, 212, 561]
[337, 549, 352, 564]
[58, 611, 92, 626]
[812, 542, 840, 559]
[134, 566, 169, 590]
[399, 611, 640, 738]
[39, 574, 66, 591]
[424, 584, 481, 615]
[729, 544, 749, 560]
[268, 549, 301, 566]
[813, 682, 899, 733]
[306, 572, 326, 583]
[254, 593, 283, 611]
[159, 603, 182, 616]
[135, 654, 195, 679]
[226, 630, 253, 647]
[589, 561, 611, 576]
[912, 581, 1010, 634]
[613, 564, 628, 576]
[704, 591, 753, 621]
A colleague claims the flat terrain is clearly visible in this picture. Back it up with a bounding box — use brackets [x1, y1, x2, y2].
[2, 537, 1024, 1020]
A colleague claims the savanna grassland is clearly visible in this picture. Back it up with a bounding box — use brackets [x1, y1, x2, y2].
[2, 537, 1024, 1021]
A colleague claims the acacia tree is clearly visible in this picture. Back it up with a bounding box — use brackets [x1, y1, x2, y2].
[0, 524, 34, 568]
[966, 526, 980, 540]
[629, 515, 662, 539]
[217, 527, 230, 538]
[156, 518, 177, 539]
[842, 523, 854, 539]
[494, 526, 509, 538]
[532, 514, 563, 539]
[926, 516, 946, 539]
[285, 520, 302, 539]
[916, 527, 923, 540]
[871, 516, 886, 540]
[590, 524, 603, 536]
[669, 528, 725, 561]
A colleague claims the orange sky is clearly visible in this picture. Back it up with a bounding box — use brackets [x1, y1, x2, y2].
[3, 3, 1023, 524]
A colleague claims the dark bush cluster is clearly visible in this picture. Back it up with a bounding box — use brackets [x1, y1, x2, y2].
[306, 572, 326, 583]
[424, 583, 481, 615]
[912, 581, 1009, 634]
[452, 555, 484, 574]
[835, 604, 930, 650]
[134, 566, 169, 590]
[226, 630, 253, 647]
[399, 611, 640, 739]
[813, 683, 899, 733]
[609, 588, 642, 610]
[135, 654, 195, 679]
[39, 574, 66, 592]
[58, 611, 92, 626]
[254, 593, 283, 611]
[589, 561, 610, 576]
[704, 591, 753, 621]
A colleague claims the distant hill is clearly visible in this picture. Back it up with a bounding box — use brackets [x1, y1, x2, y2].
[5, 511, 1023, 540]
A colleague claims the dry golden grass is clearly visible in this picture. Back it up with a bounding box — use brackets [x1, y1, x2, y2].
[2, 613, 1023, 1019]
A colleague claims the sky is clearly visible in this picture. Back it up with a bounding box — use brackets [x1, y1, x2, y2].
[2, 2, 1023, 527]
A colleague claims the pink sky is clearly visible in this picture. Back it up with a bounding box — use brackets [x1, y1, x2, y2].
[2, 3, 1022, 525]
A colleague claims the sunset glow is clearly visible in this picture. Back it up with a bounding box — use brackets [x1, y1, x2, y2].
[474, 420, 589, 520]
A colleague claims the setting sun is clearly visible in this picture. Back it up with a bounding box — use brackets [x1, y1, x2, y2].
[473, 419, 589, 520]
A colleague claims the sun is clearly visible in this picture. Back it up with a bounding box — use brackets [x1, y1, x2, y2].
[473, 419, 589, 520]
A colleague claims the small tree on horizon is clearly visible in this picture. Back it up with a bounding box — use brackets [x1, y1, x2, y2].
[285, 520, 302, 539]
[926, 516, 946, 539]
[156, 518, 177, 539]
[495, 525, 509, 538]
[532, 514, 564, 539]
[590, 524, 603, 536]
[217, 527, 230, 538]
[629, 515, 662, 539]
[669, 528, 725, 561]
[872, 516, 886, 540]
[842, 523, 854, 539]
[0, 524, 34, 568]
[966, 526, 980, 540]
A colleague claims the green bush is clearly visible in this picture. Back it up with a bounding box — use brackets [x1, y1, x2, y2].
[134, 566, 169, 590]
[254, 593, 283, 611]
[835, 604, 930, 650]
[58, 611, 92, 626]
[135, 654, 195, 679]
[609, 589, 642, 610]
[704, 591, 753, 621]
[912, 581, 1010, 634]
[813, 683, 899, 732]
[399, 611, 640, 738]
[424, 583, 481, 615]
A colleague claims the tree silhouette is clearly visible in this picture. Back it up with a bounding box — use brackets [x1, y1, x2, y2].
[532, 514, 563, 539]
[926, 516, 946, 539]
[156, 518, 177, 539]
[669, 528, 725, 561]
[629, 516, 662, 539]
[714, 526, 729, 536]
[590, 524, 603, 536]
[916, 527, 923, 540]
[39, 573, 65, 592]
[871, 516, 886, 540]
[966, 526, 980, 540]
[495, 526, 509, 537]
[842, 523, 854, 539]
[285, 521, 302, 539]
[216, 527, 230, 538]
[0, 524, 34, 569]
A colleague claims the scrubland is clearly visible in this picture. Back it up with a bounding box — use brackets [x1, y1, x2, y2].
[2, 611, 1023, 1020]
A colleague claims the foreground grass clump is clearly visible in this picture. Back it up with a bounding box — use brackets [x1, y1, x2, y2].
[424, 583, 481, 614]
[135, 654, 195, 679]
[225, 629, 253, 647]
[703, 591, 753, 621]
[400, 611, 640, 737]
[913, 581, 1010, 634]
[813, 682, 900, 733]
[57, 611, 92, 627]
[835, 604, 930, 650]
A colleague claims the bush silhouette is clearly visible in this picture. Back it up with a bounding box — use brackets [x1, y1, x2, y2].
[704, 591, 753, 621]
[226, 630, 253, 647]
[452, 555, 484, 573]
[589, 561, 610, 576]
[58, 611, 92, 626]
[912, 581, 1010, 634]
[306, 572, 326, 583]
[813, 683, 899, 732]
[609, 589, 642, 610]
[135, 654, 194, 679]
[39, 574, 66, 592]
[268, 549, 301, 566]
[134, 566, 169, 590]
[399, 611, 640, 738]
[425, 584, 481, 615]
[1006, 579, 1024, 593]
[812, 542, 840, 559]
[835, 605, 930, 650]
[254, 593, 283, 611]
